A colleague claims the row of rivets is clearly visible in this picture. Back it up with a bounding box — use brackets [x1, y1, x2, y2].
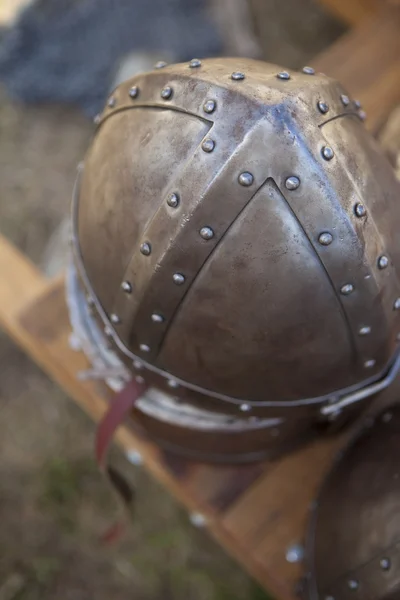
[133, 166, 256, 355]
[325, 559, 390, 600]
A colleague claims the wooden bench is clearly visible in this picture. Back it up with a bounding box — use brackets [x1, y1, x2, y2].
[1, 6, 399, 599]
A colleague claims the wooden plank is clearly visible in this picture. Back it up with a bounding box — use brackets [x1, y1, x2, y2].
[315, 0, 379, 26]
[312, 8, 400, 133]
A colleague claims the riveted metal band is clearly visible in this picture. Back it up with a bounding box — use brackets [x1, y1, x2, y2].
[320, 542, 400, 600]
[95, 58, 358, 133]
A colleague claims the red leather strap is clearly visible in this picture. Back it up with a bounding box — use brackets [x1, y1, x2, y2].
[95, 378, 147, 542]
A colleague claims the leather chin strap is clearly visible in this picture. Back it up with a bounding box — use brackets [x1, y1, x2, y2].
[95, 379, 147, 542]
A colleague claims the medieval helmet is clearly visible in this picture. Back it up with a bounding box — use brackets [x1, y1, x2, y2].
[306, 400, 400, 600]
[68, 57, 400, 462]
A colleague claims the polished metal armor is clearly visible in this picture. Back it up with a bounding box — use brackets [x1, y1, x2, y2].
[306, 401, 400, 600]
[69, 57, 400, 461]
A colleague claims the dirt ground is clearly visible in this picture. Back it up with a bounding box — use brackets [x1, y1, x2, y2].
[0, 2, 343, 599]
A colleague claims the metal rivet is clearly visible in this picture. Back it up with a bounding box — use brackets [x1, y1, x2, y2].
[167, 192, 179, 208]
[200, 226, 214, 240]
[173, 273, 185, 285]
[104, 325, 113, 336]
[126, 449, 143, 465]
[317, 100, 329, 114]
[133, 360, 143, 370]
[341, 284, 354, 295]
[129, 85, 139, 99]
[302, 66, 315, 75]
[378, 255, 389, 269]
[93, 114, 101, 125]
[238, 172, 254, 186]
[151, 313, 164, 323]
[359, 110, 367, 121]
[318, 232, 333, 246]
[86, 294, 95, 307]
[285, 176, 300, 190]
[201, 138, 215, 153]
[154, 61, 167, 69]
[167, 379, 179, 388]
[325, 596, 335, 600]
[135, 375, 145, 384]
[348, 579, 359, 591]
[161, 86, 173, 100]
[382, 412, 393, 423]
[121, 281, 132, 294]
[359, 326, 371, 336]
[108, 96, 116, 108]
[341, 94, 350, 106]
[285, 544, 304, 563]
[110, 313, 120, 325]
[277, 71, 290, 80]
[394, 298, 400, 310]
[231, 71, 245, 80]
[354, 203, 367, 218]
[354, 100, 362, 109]
[189, 58, 201, 68]
[140, 242, 151, 256]
[380, 558, 391, 571]
[203, 99, 216, 114]
[240, 403, 251, 412]
[139, 344, 150, 352]
[322, 146, 334, 160]
[189, 512, 206, 527]
[364, 359, 376, 368]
